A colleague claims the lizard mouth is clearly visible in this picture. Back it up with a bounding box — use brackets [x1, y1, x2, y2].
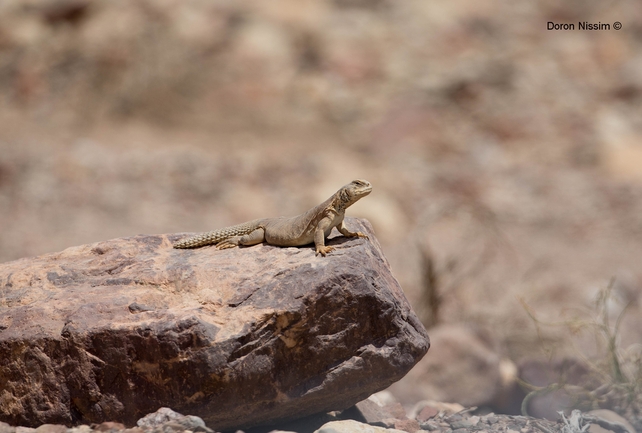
[358, 186, 372, 196]
[350, 179, 372, 197]
[356, 178, 372, 189]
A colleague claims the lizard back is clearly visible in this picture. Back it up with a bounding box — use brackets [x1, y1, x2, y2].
[261, 195, 340, 246]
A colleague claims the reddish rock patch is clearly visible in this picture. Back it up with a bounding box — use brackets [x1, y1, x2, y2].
[0, 218, 429, 431]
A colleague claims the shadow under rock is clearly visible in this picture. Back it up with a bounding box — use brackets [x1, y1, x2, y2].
[224, 407, 364, 433]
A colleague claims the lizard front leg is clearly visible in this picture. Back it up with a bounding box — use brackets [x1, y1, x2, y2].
[337, 220, 369, 240]
[217, 227, 265, 250]
[314, 217, 336, 257]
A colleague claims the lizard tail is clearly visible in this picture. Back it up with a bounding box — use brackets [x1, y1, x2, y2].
[173, 220, 261, 249]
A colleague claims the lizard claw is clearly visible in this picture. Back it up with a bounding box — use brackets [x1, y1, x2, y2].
[216, 236, 242, 250]
[344, 231, 369, 240]
[355, 232, 369, 240]
[315, 246, 335, 257]
[216, 240, 237, 250]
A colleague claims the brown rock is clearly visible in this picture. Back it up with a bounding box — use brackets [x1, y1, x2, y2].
[416, 405, 439, 422]
[354, 398, 408, 425]
[353, 399, 386, 424]
[381, 403, 407, 421]
[353, 396, 417, 433]
[136, 409, 182, 428]
[389, 419, 420, 433]
[0, 218, 429, 431]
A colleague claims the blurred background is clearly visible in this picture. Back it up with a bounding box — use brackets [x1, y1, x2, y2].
[1, 0, 642, 426]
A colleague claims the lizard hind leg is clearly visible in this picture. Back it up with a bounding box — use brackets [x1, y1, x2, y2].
[216, 238, 240, 250]
[217, 227, 265, 250]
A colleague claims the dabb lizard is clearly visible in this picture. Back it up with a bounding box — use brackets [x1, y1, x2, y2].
[173, 179, 372, 256]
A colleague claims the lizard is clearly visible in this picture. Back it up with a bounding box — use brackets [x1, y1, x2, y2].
[173, 179, 372, 256]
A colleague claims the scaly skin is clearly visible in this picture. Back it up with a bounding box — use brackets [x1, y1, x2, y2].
[172, 220, 264, 249]
[173, 179, 372, 256]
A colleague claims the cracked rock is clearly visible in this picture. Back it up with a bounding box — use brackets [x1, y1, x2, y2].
[0, 218, 429, 431]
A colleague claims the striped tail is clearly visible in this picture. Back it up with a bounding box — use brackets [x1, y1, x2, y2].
[173, 220, 261, 249]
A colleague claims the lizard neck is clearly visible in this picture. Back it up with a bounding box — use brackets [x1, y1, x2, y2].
[332, 188, 352, 214]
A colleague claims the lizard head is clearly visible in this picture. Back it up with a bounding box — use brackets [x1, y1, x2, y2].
[339, 179, 372, 207]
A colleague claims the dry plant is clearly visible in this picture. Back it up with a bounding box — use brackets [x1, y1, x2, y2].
[519, 279, 642, 429]
[415, 198, 512, 328]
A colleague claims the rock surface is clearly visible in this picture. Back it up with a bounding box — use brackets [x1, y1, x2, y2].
[0, 404, 626, 433]
[0, 218, 429, 430]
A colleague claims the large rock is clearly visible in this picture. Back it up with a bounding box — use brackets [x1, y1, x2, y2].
[0, 218, 429, 430]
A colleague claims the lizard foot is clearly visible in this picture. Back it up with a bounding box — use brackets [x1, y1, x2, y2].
[216, 240, 238, 250]
[216, 236, 242, 250]
[344, 231, 369, 240]
[315, 246, 335, 257]
[355, 232, 369, 240]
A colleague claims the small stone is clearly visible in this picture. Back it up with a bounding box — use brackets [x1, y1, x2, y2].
[376, 418, 397, 428]
[137, 409, 184, 428]
[418, 420, 439, 431]
[170, 416, 211, 433]
[409, 401, 464, 420]
[158, 422, 188, 432]
[314, 420, 406, 433]
[485, 415, 498, 424]
[446, 414, 462, 423]
[450, 416, 479, 429]
[34, 425, 67, 433]
[392, 419, 420, 433]
[68, 426, 92, 433]
[355, 398, 410, 426]
[93, 422, 125, 432]
[128, 302, 154, 313]
[354, 399, 387, 424]
[0, 423, 15, 433]
[416, 406, 439, 422]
